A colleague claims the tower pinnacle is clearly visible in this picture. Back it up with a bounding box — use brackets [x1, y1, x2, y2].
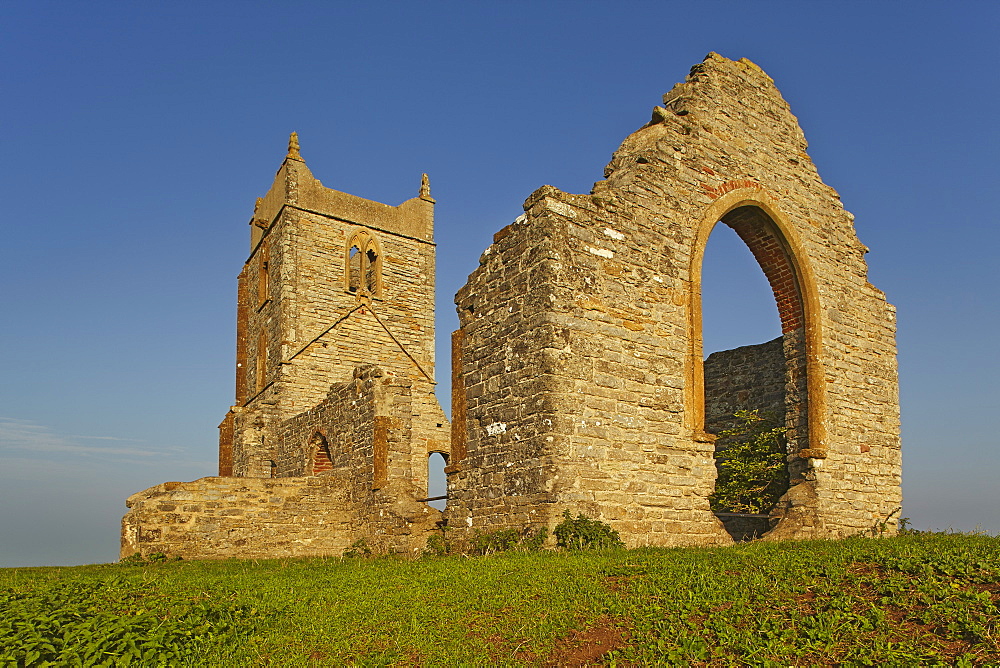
[287, 132, 302, 160]
[419, 173, 433, 201]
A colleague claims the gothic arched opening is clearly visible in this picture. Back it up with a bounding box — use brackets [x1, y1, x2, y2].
[700, 205, 809, 540]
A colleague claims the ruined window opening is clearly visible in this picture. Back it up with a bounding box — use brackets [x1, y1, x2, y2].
[701, 208, 805, 540]
[345, 231, 382, 299]
[310, 432, 333, 474]
[255, 330, 268, 393]
[426, 452, 448, 510]
[267, 459, 277, 478]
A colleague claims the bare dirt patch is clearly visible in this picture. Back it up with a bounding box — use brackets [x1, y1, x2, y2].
[543, 615, 628, 667]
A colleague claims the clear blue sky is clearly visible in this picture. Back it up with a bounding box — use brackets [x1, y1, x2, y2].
[1, 1, 997, 566]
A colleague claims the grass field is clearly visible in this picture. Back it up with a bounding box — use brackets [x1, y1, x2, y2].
[2, 532, 997, 666]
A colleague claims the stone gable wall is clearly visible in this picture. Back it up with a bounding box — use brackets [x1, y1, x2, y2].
[447, 53, 901, 545]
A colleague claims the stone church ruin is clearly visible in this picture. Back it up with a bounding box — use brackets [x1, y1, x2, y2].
[122, 53, 901, 559]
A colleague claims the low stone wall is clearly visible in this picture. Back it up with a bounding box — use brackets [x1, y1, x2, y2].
[121, 475, 441, 560]
[704, 336, 786, 438]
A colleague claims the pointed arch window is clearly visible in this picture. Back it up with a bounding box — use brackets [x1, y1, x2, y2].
[344, 230, 383, 299]
[348, 246, 362, 293]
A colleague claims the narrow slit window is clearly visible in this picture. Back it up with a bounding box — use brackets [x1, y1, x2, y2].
[258, 248, 269, 306]
[256, 331, 267, 392]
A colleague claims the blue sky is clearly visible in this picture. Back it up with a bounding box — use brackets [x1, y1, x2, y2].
[1, 1, 997, 566]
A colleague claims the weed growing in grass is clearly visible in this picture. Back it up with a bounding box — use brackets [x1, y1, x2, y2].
[554, 511, 624, 550]
[423, 532, 450, 557]
[424, 524, 549, 556]
[118, 551, 181, 566]
[342, 538, 374, 558]
[861, 506, 902, 537]
[469, 526, 549, 555]
[0, 575, 259, 666]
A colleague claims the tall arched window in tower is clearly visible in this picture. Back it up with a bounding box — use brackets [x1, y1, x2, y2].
[344, 230, 383, 299]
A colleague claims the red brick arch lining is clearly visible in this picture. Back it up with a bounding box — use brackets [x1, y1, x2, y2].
[720, 206, 804, 335]
[310, 432, 333, 474]
[687, 191, 827, 457]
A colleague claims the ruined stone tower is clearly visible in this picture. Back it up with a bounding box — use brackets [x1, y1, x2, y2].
[123, 54, 900, 560]
[123, 136, 449, 559]
[217, 133, 449, 481]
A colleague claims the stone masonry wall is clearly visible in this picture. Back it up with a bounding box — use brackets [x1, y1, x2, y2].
[450, 191, 733, 547]
[703, 336, 785, 437]
[122, 476, 357, 560]
[124, 366, 442, 560]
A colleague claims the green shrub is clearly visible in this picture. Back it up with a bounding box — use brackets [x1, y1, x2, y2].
[553, 511, 623, 550]
[710, 409, 789, 514]
[118, 551, 181, 566]
[424, 533, 451, 557]
[343, 538, 374, 558]
[468, 526, 549, 556]
[424, 525, 549, 557]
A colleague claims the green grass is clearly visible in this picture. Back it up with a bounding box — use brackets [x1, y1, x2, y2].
[2, 533, 998, 666]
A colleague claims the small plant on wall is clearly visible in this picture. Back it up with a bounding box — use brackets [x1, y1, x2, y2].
[710, 410, 789, 514]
